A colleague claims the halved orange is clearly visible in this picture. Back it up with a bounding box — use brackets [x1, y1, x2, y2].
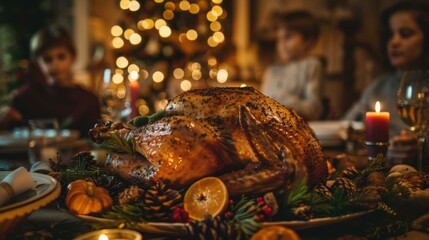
[184, 177, 229, 221]
[251, 226, 301, 240]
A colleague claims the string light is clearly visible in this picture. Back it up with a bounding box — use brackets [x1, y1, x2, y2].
[129, 0, 140, 11]
[111, 25, 123, 36]
[173, 68, 185, 79]
[153, 71, 165, 83]
[159, 26, 172, 38]
[186, 29, 198, 40]
[155, 19, 167, 30]
[179, 0, 190, 11]
[130, 33, 142, 45]
[180, 80, 192, 91]
[112, 37, 124, 48]
[124, 29, 134, 40]
[116, 56, 129, 68]
[189, 4, 200, 14]
[217, 69, 228, 83]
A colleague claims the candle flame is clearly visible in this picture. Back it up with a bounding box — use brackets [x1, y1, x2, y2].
[99, 234, 109, 240]
[375, 101, 381, 113]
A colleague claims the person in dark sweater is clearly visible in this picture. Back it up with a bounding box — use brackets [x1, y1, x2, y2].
[0, 25, 100, 137]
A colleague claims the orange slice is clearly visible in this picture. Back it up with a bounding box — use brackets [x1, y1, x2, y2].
[184, 177, 229, 221]
[251, 226, 301, 240]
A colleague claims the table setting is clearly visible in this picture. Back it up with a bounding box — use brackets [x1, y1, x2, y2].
[2, 86, 429, 240]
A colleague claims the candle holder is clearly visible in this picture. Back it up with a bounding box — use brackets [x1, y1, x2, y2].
[365, 141, 389, 160]
[74, 229, 142, 240]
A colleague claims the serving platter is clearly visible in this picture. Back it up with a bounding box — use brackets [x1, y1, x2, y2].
[79, 210, 372, 236]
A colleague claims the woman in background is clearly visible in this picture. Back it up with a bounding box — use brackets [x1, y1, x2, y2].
[260, 10, 323, 121]
[0, 25, 100, 137]
[344, 1, 429, 164]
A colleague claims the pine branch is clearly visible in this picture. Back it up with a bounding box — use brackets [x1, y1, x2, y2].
[229, 196, 260, 239]
[128, 110, 166, 127]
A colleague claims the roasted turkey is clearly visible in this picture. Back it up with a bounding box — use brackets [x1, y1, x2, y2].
[99, 87, 328, 196]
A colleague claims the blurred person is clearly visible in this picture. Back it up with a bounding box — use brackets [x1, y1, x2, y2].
[344, 1, 429, 164]
[0, 25, 100, 136]
[260, 10, 323, 121]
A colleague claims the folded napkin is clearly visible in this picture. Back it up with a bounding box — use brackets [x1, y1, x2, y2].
[30, 161, 53, 174]
[0, 167, 35, 207]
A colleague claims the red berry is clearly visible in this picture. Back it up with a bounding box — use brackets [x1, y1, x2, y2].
[258, 214, 265, 221]
[224, 211, 233, 218]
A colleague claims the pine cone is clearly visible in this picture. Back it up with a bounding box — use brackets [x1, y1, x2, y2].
[352, 185, 381, 209]
[70, 151, 97, 169]
[94, 174, 129, 200]
[292, 204, 314, 220]
[188, 215, 230, 240]
[118, 185, 144, 204]
[143, 181, 182, 221]
[313, 183, 333, 198]
[331, 177, 357, 196]
[341, 167, 361, 180]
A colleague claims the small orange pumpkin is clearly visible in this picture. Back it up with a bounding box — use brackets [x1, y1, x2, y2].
[65, 179, 113, 215]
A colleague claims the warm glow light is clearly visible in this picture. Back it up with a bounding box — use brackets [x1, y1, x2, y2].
[159, 26, 172, 38]
[210, 21, 221, 31]
[213, 31, 225, 43]
[164, 2, 175, 10]
[180, 80, 192, 91]
[211, 6, 223, 16]
[117, 86, 127, 99]
[120, 0, 130, 9]
[217, 69, 228, 83]
[209, 69, 217, 79]
[189, 3, 200, 14]
[129, 33, 142, 45]
[186, 29, 198, 40]
[153, 71, 165, 83]
[191, 62, 201, 70]
[179, 0, 190, 11]
[179, 33, 187, 43]
[99, 234, 109, 240]
[124, 29, 134, 40]
[116, 56, 129, 69]
[129, 70, 139, 81]
[206, 11, 218, 22]
[112, 37, 124, 48]
[129, 0, 140, 11]
[155, 19, 167, 30]
[192, 70, 202, 80]
[141, 69, 149, 79]
[212, 0, 222, 3]
[158, 99, 169, 110]
[111, 25, 123, 36]
[139, 105, 150, 116]
[127, 64, 139, 73]
[154, 0, 164, 3]
[208, 57, 217, 66]
[207, 36, 218, 47]
[139, 19, 154, 30]
[241, 84, 247, 87]
[112, 73, 124, 84]
[163, 10, 174, 20]
[173, 68, 185, 79]
[375, 101, 381, 113]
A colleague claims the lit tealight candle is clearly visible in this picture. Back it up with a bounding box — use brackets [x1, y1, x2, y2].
[74, 229, 142, 240]
[365, 101, 390, 159]
[99, 234, 109, 240]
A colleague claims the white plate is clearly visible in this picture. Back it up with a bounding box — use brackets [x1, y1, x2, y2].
[0, 171, 58, 212]
[79, 210, 372, 235]
[308, 121, 351, 147]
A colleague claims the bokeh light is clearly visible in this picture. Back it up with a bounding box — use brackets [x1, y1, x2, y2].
[153, 71, 165, 83]
[207, 36, 218, 47]
[213, 31, 225, 43]
[116, 56, 129, 68]
[155, 19, 167, 30]
[129, 33, 142, 45]
[210, 21, 221, 31]
[128, 70, 139, 81]
[120, 0, 130, 10]
[129, 0, 140, 11]
[138, 19, 154, 30]
[159, 26, 172, 38]
[112, 73, 124, 84]
[173, 68, 185, 79]
[186, 29, 198, 40]
[180, 80, 192, 91]
[111, 25, 123, 36]
[189, 3, 200, 14]
[217, 69, 228, 83]
[164, 2, 175, 10]
[112, 37, 124, 48]
[124, 29, 134, 40]
[179, 0, 190, 11]
[211, 6, 223, 16]
[139, 105, 150, 116]
[163, 10, 174, 20]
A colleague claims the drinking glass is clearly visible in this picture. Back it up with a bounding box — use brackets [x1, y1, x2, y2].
[99, 68, 132, 121]
[28, 118, 60, 165]
[396, 70, 429, 172]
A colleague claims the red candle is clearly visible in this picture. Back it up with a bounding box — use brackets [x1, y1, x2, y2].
[129, 80, 139, 118]
[365, 101, 390, 142]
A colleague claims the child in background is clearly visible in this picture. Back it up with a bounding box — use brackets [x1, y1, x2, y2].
[0, 25, 100, 137]
[260, 10, 323, 121]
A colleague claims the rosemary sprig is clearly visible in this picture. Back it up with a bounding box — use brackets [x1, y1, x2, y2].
[128, 110, 166, 127]
[105, 130, 134, 154]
